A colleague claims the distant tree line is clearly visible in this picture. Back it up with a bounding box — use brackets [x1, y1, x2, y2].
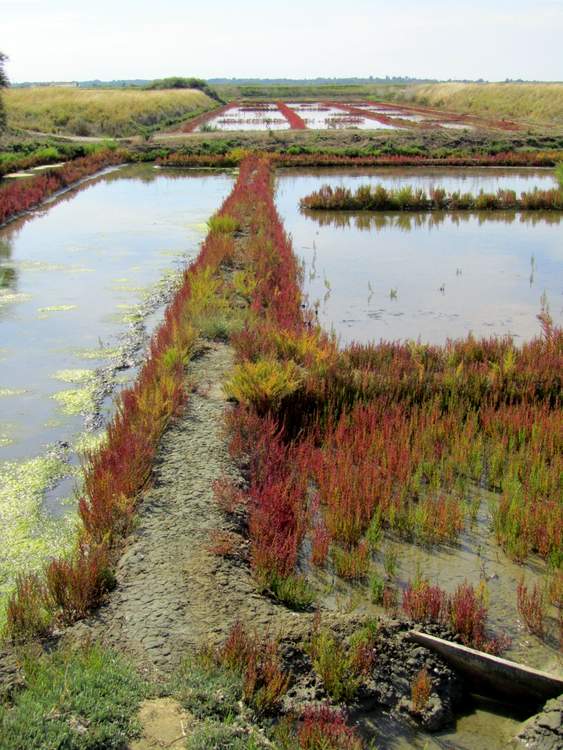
[143, 77, 223, 102]
[0, 51, 8, 131]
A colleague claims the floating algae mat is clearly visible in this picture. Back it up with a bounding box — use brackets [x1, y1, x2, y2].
[0, 163, 233, 607]
[276, 167, 562, 345]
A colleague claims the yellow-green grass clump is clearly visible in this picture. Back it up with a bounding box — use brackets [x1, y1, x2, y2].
[406, 82, 563, 127]
[5, 86, 216, 137]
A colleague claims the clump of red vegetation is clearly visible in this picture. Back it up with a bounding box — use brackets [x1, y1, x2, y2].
[516, 579, 547, 638]
[218, 621, 290, 715]
[298, 705, 362, 750]
[402, 578, 510, 654]
[0, 149, 126, 226]
[411, 668, 432, 712]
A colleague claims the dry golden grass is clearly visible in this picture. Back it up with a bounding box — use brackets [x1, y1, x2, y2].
[5, 86, 215, 137]
[405, 82, 563, 127]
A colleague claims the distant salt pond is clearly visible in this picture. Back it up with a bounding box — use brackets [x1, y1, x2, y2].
[276, 167, 562, 345]
[0, 164, 233, 604]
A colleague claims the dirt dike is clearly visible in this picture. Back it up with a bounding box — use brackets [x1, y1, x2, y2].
[64, 341, 307, 676]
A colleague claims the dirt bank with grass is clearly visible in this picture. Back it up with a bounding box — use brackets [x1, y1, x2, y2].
[5, 87, 217, 138]
[68, 342, 304, 675]
[402, 82, 563, 128]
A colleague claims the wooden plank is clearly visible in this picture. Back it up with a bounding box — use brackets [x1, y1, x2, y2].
[410, 630, 563, 704]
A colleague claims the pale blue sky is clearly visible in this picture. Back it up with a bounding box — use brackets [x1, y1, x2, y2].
[2, 0, 562, 82]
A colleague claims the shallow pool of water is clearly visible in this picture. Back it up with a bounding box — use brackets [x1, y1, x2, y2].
[0, 163, 233, 600]
[275, 168, 561, 345]
[199, 105, 290, 131]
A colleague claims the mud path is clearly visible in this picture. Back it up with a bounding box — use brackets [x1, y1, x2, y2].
[71, 341, 302, 676]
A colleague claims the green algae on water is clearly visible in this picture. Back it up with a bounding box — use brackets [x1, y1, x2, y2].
[0, 455, 76, 615]
[0, 291, 32, 307]
[37, 304, 77, 319]
[51, 385, 95, 416]
[74, 345, 120, 361]
[74, 430, 107, 456]
[54, 368, 95, 385]
[0, 388, 27, 397]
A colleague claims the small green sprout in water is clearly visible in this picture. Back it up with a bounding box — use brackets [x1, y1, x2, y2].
[383, 544, 399, 580]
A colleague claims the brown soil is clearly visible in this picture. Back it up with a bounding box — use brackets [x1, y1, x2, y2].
[129, 698, 190, 750]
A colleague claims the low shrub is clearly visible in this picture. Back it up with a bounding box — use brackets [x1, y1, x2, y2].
[331, 542, 369, 580]
[217, 622, 290, 716]
[308, 628, 361, 703]
[516, 579, 546, 638]
[208, 214, 241, 234]
[298, 705, 362, 750]
[411, 668, 432, 712]
[4, 575, 52, 643]
[0, 644, 146, 750]
[45, 544, 115, 625]
[268, 573, 315, 610]
[172, 652, 243, 720]
[224, 358, 302, 414]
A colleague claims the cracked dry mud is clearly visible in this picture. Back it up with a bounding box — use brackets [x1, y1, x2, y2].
[70, 341, 305, 676]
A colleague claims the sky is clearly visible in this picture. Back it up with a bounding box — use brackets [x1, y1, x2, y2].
[1, 0, 562, 83]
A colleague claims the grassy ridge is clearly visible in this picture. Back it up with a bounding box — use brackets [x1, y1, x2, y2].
[5, 87, 216, 137]
[404, 82, 563, 127]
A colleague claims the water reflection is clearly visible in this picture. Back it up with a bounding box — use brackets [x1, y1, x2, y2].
[276, 170, 563, 346]
[0, 237, 17, 290]
[302, 209, 563, 232]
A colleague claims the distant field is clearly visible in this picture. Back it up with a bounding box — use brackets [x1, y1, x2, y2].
[214, 82, 408, 101]
[402, 82, 563, 127]
[4, 87, 217, 137]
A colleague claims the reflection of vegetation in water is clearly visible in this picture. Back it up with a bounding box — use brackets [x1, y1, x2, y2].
[0, 455, 76, 617]
[0, 236, 17, 292]
[303, 209, 563, 232]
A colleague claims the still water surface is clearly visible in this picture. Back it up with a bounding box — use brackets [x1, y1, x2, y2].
[275, 168, 561, 345]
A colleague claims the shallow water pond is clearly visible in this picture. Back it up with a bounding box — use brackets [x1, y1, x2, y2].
[275, 167, 561, 344]
[0, 163, 233, 601]
[199, 104, 290, 131]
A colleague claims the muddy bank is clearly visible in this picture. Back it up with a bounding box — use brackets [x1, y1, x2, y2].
[65, 342, 304, 675]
